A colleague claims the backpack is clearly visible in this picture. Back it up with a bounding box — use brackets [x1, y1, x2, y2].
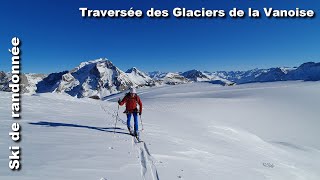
[123, 93, 140, 113]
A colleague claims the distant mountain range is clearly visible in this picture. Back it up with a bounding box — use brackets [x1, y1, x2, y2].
[1, 58, 319, 98]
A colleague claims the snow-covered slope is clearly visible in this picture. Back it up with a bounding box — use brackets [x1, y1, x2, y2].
[1, 61, 319, 97]
[126, 67, 155, 87]
[286, 62, 320, 81]
[1, 81, 320, 180]
[0, 71, 9, 90]
[148, 71, 190, 85]
[23, 73, 47, 94]
[214, 62, 320, 84]
[37, 58, 136, 98]
[148, 71, 167, 79]
[0, 72, 46, 94]
[179, 70, 233, 85]
[149, 70, 232, 85]
[214, 69, 274, 84]
[158, 72, 190, 85]
[181, 69, 212, 82]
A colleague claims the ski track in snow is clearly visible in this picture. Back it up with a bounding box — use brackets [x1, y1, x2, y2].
[99, 101, 155, 180]
[132, 136, 160, 180]
[101, 93, 160, 180]
[143, 142, 160, 180]
[99, 101, 158, 180]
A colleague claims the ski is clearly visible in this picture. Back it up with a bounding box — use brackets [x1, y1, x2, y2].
[134, 136, 143, 143]
[129, 131, 143, 143]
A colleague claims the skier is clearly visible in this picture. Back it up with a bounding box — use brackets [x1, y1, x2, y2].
[118, 87, 142, 138]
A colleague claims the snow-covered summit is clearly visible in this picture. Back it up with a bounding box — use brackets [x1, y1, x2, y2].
[37, 59, 135, 98]
[125, 67, 139, 73]
[148, 71, 168, 79]
[125, 67, 154, 87]
[1, 60, 319, 97]
[75, 58, 111, 70]
[181, 69, 212, 82]
[161, 72, 190, 85]
[0, 71, 46, 94]
[213, 62, 320, 84]
[148, 71, 190, 85]
[287, 62, 320, 81]
[0, 71, 9, 90]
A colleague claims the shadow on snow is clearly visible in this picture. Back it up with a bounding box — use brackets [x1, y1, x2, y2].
[28, 121, 130, 136]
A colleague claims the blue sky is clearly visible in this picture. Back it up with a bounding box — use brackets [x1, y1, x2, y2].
[0, 0, 319, 73]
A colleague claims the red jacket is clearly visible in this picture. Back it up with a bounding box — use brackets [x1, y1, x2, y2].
[119, 94, 142, 113]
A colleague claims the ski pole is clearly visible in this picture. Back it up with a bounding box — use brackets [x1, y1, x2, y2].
[114, 101, 120, 134]
[140, 115, 144, 131]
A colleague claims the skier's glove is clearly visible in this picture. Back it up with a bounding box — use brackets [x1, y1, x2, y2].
[118, 99, 121, 104]
[139, 112, 142, 116]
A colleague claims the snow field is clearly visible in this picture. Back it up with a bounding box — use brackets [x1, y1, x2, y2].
[0, 81, 319, 180]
